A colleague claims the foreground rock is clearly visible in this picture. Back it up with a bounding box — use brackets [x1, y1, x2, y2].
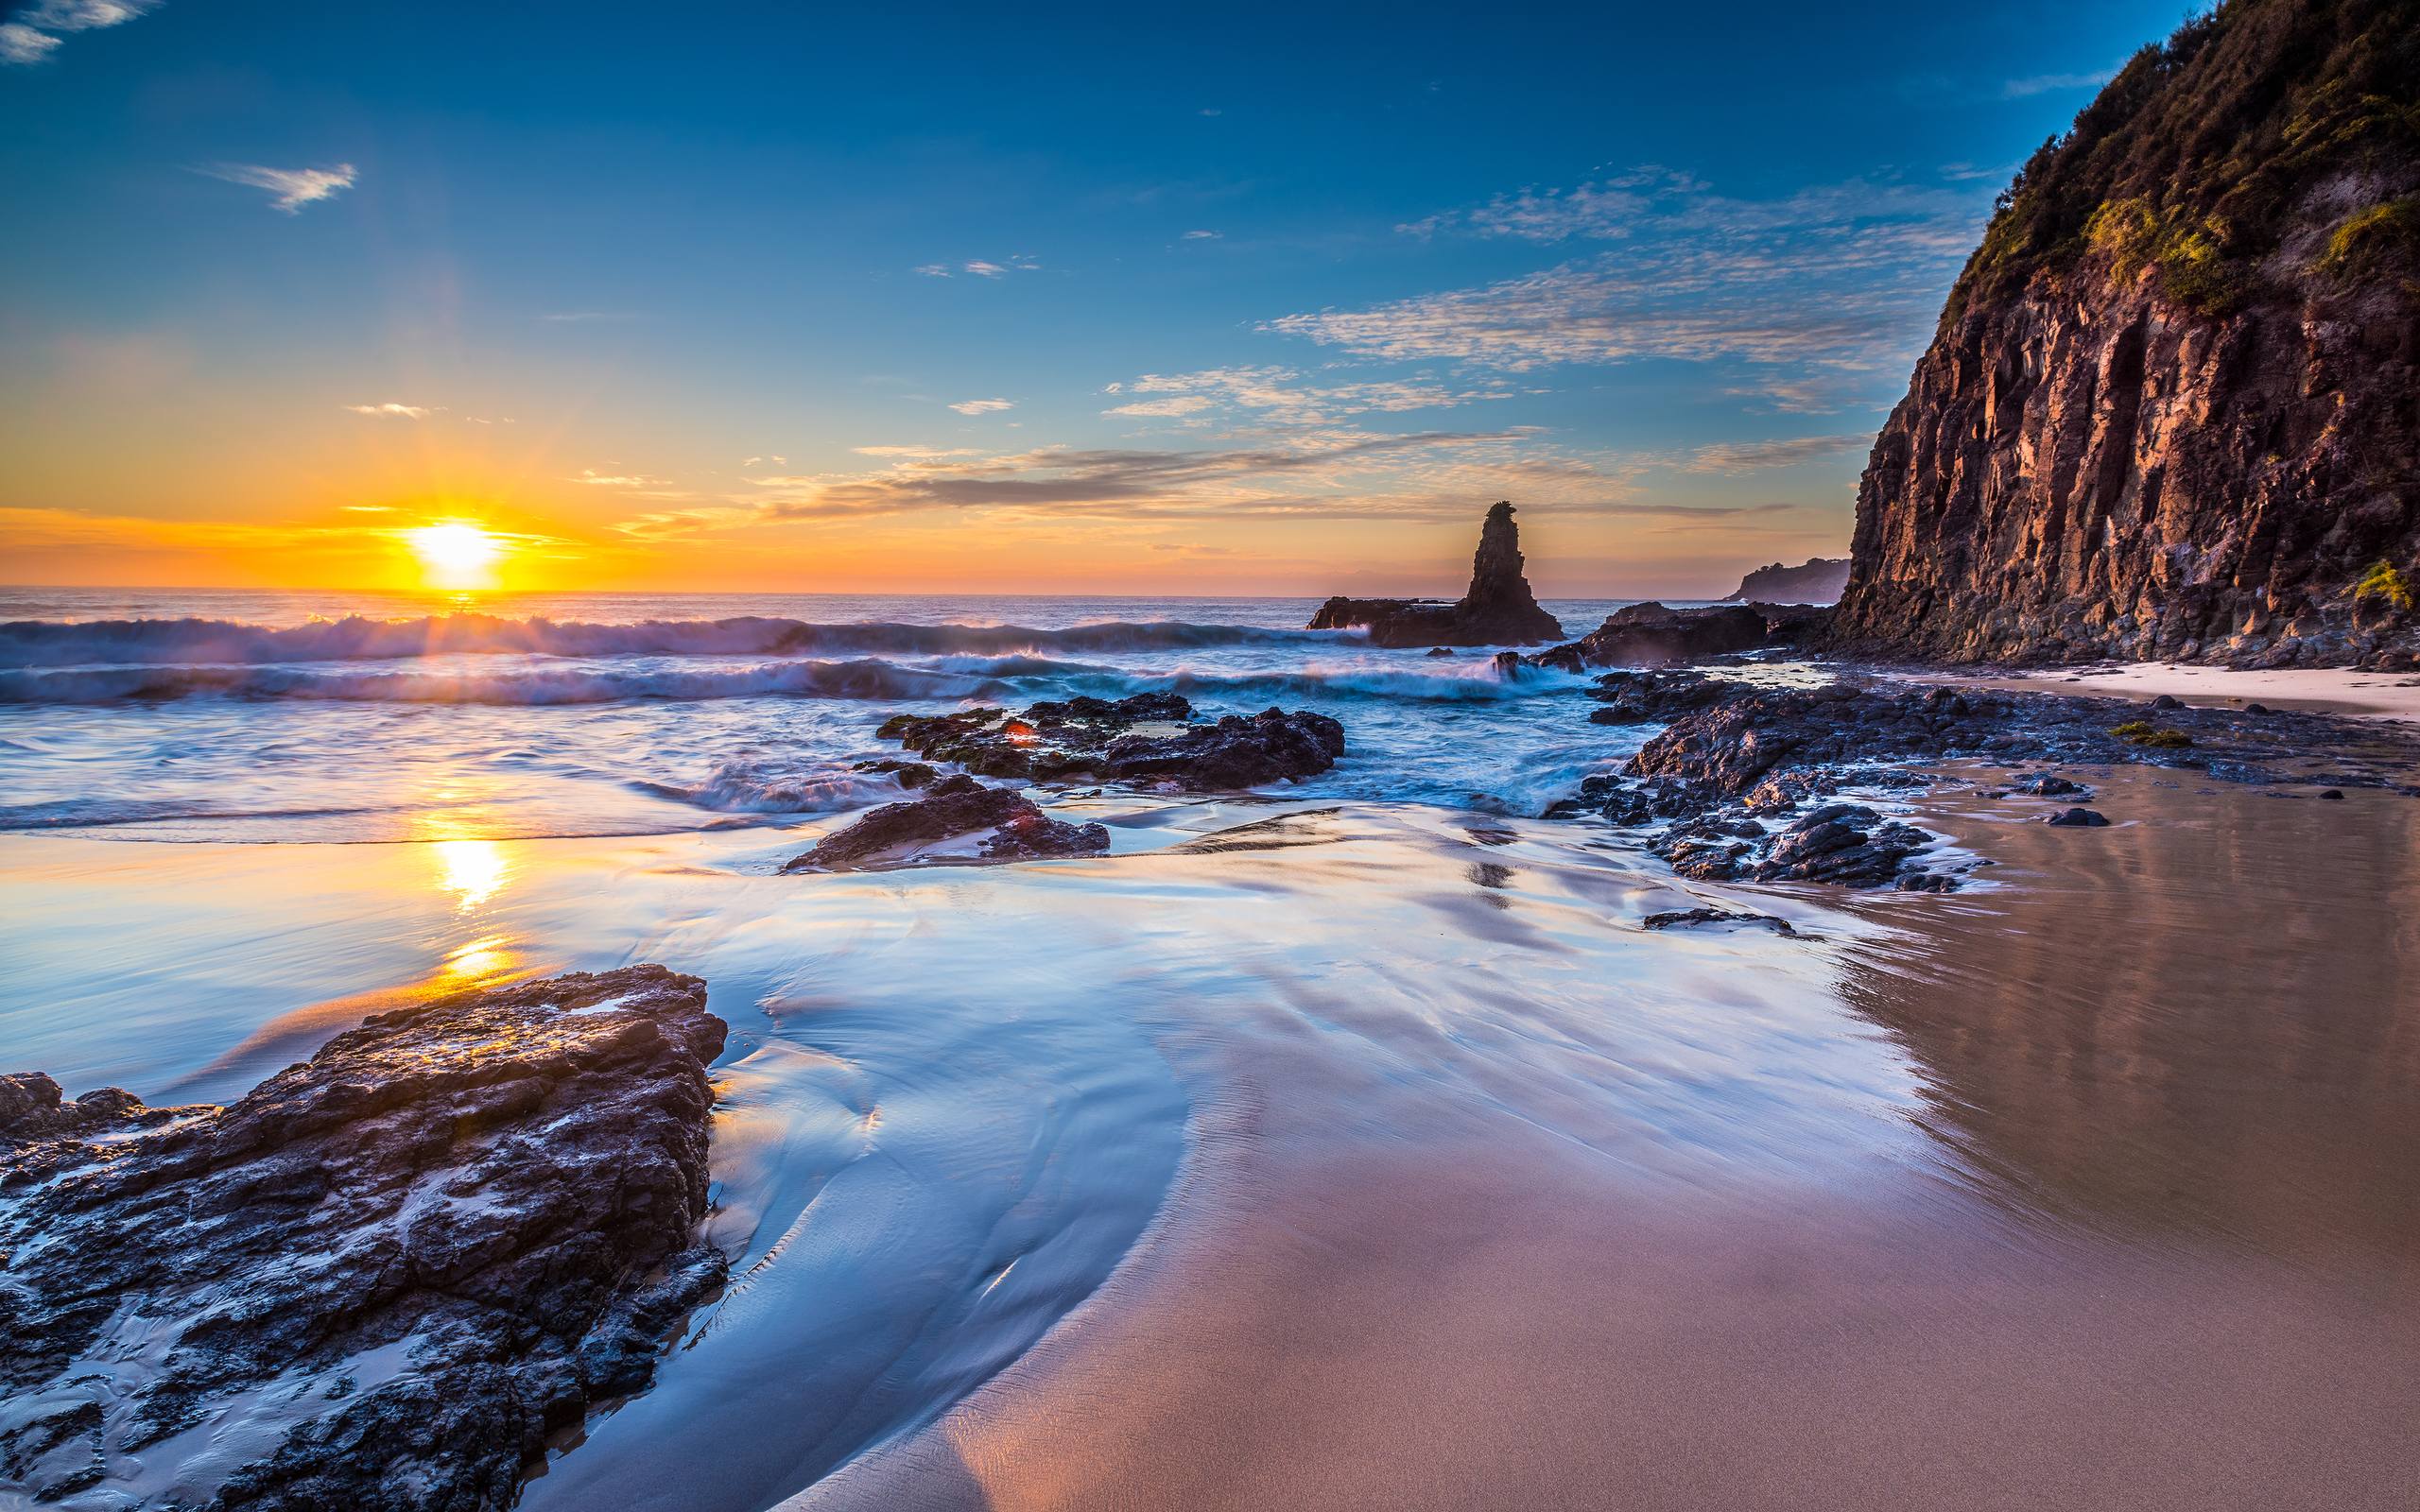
[877, 691, 1344, 791]
[783, 773, 1110, 871]
[0, 966, 726, 1511]
[1827, 2, 2420, 669]
[1308, 501, 1564, 647]
[1533, 601, 1829, 670]
[1554, 668, 2420, 889]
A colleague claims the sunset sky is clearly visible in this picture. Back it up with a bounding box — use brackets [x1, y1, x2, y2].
[2, 0, 2183, 597]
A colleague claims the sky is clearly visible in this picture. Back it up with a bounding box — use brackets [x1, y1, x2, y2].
[0, 0, 2190, 598]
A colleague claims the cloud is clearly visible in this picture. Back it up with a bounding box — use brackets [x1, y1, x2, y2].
[343, 403, 436, 419]
[919, 258, 1039, 279]
[1182, 230, 1221, 240]
[962, 261, 1010, 278]
[2001, 66, 2117, 99]
[198, 161, 357, 214]
[852, 444, 979, 457]
[948, 398, 1014, 415]
[1103, 365, 1522, 425]
[572, 468, 669, 488]
[1269, 170, 1985, 392]
[0, 0, 158, 65]
[914, 264, 953, 277]
[1680, 435, 1870, 473]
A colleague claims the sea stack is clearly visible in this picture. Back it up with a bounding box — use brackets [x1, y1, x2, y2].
[1308, 501, 1564, 647]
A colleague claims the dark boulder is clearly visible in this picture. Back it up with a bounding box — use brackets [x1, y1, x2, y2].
[784, 773, 1109, 871]
[1307, 502, 1564, 647]
[0, 966, 727, 1511]
[879, 692, 1343, 792]
[2044, 807, 2112, 827]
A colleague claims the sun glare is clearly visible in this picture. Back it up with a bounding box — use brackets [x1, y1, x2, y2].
[407, 523, 505, 589]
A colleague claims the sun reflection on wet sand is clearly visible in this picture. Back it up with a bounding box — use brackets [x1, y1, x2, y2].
[431, 837, 512, 911]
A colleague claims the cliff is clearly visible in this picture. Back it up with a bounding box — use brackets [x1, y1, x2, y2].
[1309, 501, 1564, 646]
[1831, 0, 2420, 668]
[1722, 558, 1851, 604]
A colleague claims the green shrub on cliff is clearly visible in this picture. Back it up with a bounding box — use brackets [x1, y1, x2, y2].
[1939, 0, 2420, 328]
[2354, 559, 2416, 610]
[2320, 196, 2420, 279]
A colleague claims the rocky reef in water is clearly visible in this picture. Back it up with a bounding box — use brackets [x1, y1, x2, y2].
[876, 692, 1344, 790]
[1551, 668, 2420, 888]
[1720, 558, 1850, 605]
[0, 966, 727, 1511]
[783, 772, 1113, 871]
[1533, 601, 1830, 670]
[1829, 0, 2420, 669]
[1308, 501, 1564, 647]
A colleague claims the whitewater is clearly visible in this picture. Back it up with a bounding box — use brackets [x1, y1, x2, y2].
[0, 589, 1651, 840]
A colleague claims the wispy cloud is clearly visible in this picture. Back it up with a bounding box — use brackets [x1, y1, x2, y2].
[343, 403, 436, 419]
[1268, 169, 1985, 404]
[198, 161, 357, 214]
[853, 444, 979, 457]
[1182, 229, 1221, 240]
[948, 398, 1014, 415]
[2001, 65, 2117, 99]
[0, 0, 159, 66]
[1679, 435, 1869, 473]
[742, 455, 789, 466]
[917, 257, 1040, 279]
[1103, 366, 1521, 426]
[572, 468, 669, 488]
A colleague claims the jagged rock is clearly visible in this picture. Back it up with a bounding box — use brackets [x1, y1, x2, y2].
[0, 967, 727, 1511]
[783, 773, 1109, 871]
[1641, 908, 1802, 936]
[2045, 806, 2113, 827]
[2012, 772, 2092, 797]
[1720, 558, 1851, 605]
[877, 692, 1343, 791]
[851, 757, 937, 788]
[1828, 0, 2420, 671]
[1308, 502, 1564, 647]
[1533, 601, 1829, 670]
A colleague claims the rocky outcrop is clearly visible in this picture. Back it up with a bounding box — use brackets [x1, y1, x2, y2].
[1721, 558, 1851, 605]
[1309, 502, 1564, 647]
[876, 692, 1344, 791]
[0, 966, 727, 1511]
[783, 773, 1111, 871]
[1533, 601, 1829, 670]
[1831, 0, 2420, 669]
[1550, 667, 2420, 887]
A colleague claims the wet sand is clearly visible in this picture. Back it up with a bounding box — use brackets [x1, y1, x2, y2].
[798, 770, 2420, 1511]
[1929, 661, 2420, 720]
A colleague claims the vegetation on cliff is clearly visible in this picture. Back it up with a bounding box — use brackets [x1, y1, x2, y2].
[1944, 0, 2420, 324]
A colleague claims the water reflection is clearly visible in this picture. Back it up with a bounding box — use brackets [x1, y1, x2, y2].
[1835, 768, 2420, 1277]
[432, 838, 511, 911]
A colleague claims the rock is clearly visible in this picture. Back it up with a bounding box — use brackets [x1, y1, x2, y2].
[1307, 502, 1564, 647]
[1720, 558, 1851, 606]
[877, 692, 1343, 792]
[1825, 2, 2420, 671]
[2319, 788, 2347, 799]
[1641, 907, 1801, 936]
[1425, 646, 1454, 658]
[0, 966, 727, 1511]
[2044, 806, 2112, 826]
[2151, 694, 2186, 711]
[1533, 601, 1829, 670]
[2012, 772, 2092, 797]
[851, 757, 937, 788]
[783, 773, 1109, 871]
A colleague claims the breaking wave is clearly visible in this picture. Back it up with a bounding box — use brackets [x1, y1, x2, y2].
[0, 659, 1014, 707]
[0, 613, 1351, 669]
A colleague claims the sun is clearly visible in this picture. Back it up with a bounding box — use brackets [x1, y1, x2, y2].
[407, 523, 505, 589]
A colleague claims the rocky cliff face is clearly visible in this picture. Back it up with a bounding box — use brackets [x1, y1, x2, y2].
[1832, 0, 2420, 668]
[1309, 501, 1564, 646]
[1722, 558, 1850, 605]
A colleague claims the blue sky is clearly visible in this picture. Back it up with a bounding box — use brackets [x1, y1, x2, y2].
[0, 0, 2189, 594]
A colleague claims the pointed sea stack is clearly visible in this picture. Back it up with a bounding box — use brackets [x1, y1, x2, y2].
[1309, 501, 1564, 647]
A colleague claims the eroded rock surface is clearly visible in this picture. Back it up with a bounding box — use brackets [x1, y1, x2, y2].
[0, 966, 727, 1511]
[783, 773, 1110, 871]
[1309, 501, 1564, 647]
[877, 692, 1343, 791]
